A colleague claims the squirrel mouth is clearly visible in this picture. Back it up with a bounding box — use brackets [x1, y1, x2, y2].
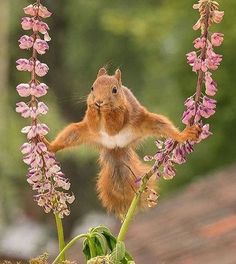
[95, 102, 101, 109]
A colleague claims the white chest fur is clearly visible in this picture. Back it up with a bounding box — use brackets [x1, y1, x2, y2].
[98, 127, 134, 149]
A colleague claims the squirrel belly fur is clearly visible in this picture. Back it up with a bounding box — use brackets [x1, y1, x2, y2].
[43, 67, 200, 217]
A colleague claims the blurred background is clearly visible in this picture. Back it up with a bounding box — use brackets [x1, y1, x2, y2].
[1, 0, 236, 263]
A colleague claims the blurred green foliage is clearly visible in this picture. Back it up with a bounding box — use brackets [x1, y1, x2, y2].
[2, 0, 235, 233]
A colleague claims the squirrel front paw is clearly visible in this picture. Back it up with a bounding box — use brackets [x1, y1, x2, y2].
[180, 125, 201, 142]
[40, 136, 57, 153]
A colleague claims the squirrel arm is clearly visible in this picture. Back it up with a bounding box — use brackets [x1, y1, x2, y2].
[43, 121, 90, 152]
[139, 112, 200, 143]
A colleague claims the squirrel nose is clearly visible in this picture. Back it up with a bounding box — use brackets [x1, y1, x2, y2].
[95, 100, 103, 107]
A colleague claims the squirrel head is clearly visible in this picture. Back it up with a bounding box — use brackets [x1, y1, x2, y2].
[87, 68, 126, 110]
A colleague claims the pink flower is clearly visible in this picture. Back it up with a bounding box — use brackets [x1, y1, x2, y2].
[173, 145, 186, 164]
[184, 97, 195, 108]
[32, 20, 49, 34]
[144, 155, 154, 162]
[33, 39, 49, 55]
[186, 51, 197, 66]
[199, 104, 215, 118]
[202, 96, 217, 109]
[21, 17, 33, 30]
[31, 83, 48, 97]
[164, 139, 175, 152]
[21, 123, 49, 139]
[37, 102, 48, 115]
[193, 37, 206, 49]
[211, 33, 224, 47]
[38, 5, 52, 18]
[198, 124, 212, 141]
[35, 60, 49, 77]
[16, 102, 31, 118]
[200, 60, 208, 72]
[205, 72, 217, 96]
[192, 58, 202, 72]
[182, 110, 193, 125]
[16, 59, 34, 72]
[163, 164, 176, 180]
[206, 48, 222, 70]
[18, 35, 34, 50]
[16, 83, 31, 97]
[193, 18, 202, 31]
[23, 4, 38, 16]
[21, 142, 34, 155]
[212, 10, 224, 24]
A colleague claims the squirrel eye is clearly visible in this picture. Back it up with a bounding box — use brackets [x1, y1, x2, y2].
[112, 87, 117, 94]
[91, 86, 94, 91]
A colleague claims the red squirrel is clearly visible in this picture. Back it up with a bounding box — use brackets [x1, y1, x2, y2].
[43, 68, 200, 217]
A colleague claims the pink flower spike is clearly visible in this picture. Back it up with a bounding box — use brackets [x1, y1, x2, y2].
[23, 4, 38, 16]
[35, 60, 49, 77]
[38, 5, 52, 18]
[21, 17, 33, 30]
[33, 39, 49, 55]
[16, 59, 34, 72]
[18, 35, 34, 50]
[211, 33, 224, 47]
[16, 83, 31, 97]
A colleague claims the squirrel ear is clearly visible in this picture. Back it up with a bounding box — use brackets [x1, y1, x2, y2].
[114, 69, 122, 84]
[97, 67, 107, 78]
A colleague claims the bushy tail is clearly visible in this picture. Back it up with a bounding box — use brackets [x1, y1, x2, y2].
[97, 147, 156, 217]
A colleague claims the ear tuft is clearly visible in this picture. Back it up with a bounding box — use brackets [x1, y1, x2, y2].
[97, 67, 107, 78]
[114, 69, 122, 84]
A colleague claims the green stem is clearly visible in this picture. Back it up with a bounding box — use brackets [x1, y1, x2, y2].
[52, 234, 87, 264]
[55, 213, 66, 262]
[117, 169, 154, 241]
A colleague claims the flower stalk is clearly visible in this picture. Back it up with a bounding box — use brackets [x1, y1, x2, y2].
[118, 0, 224, 241]
[17, 0, 75, 260]
[55, 213, 66, 261]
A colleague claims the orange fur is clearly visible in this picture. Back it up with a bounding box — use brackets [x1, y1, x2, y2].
[44, 68, 200, 217]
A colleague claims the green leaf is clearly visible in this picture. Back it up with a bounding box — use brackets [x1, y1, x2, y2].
[109, 241, 126, 263]
[82, 239, 91, 261]
[93, 231, 109, 254]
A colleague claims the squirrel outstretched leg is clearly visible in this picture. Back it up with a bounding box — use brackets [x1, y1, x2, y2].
[43, 121, 90, 152]
[139, 111, 200, 142]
